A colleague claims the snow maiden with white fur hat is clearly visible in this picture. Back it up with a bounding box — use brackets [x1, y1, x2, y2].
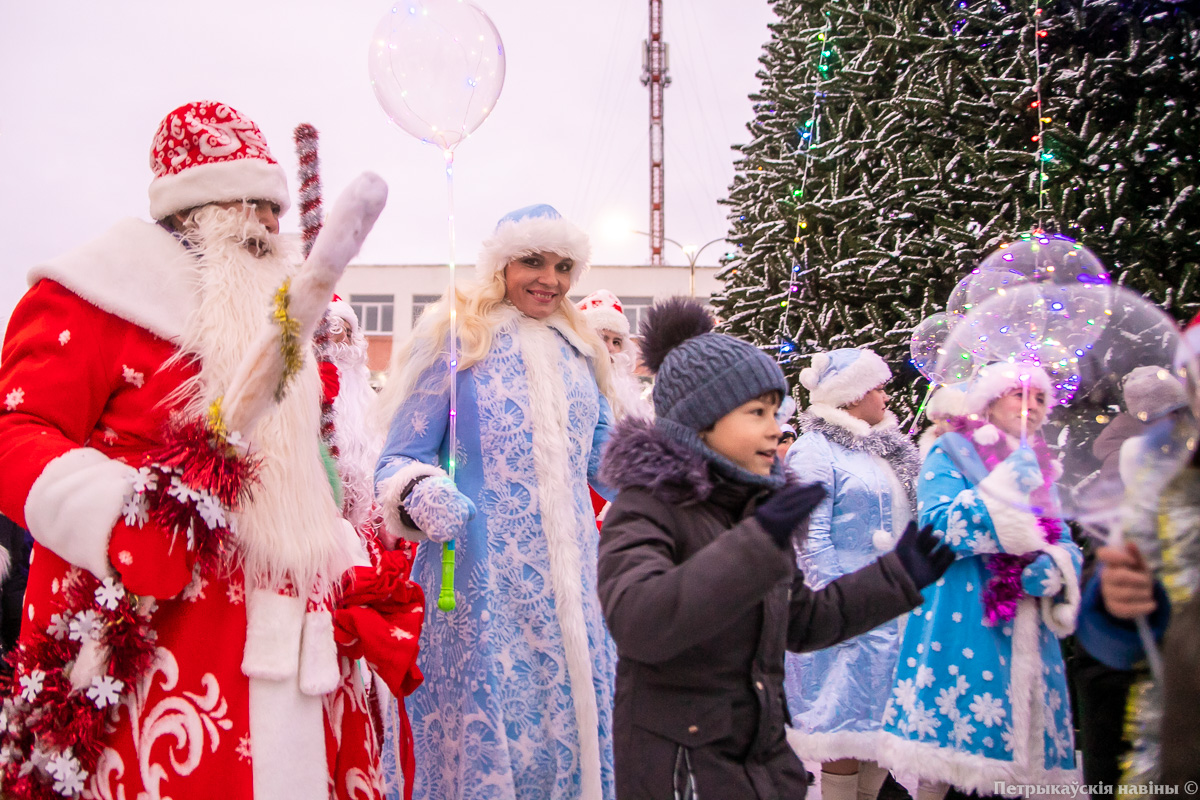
[875, 362, 1084, 794]
[782, 348, 921, 798]
[374, 203, 618, 800]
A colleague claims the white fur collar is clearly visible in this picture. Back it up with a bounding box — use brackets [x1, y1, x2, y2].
[29, 218, 199, 343]
[495, 302, 593, 360]
[808, 403, 898, 438]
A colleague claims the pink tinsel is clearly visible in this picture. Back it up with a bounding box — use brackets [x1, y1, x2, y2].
[943, 416, 1063, 625]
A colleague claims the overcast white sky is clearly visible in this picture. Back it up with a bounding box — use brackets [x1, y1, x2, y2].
[0, 0, 774, 327]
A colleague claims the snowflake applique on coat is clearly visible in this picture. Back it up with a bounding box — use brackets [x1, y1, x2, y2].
[122, 365, 145, 388]
[4, 388, 24, 411]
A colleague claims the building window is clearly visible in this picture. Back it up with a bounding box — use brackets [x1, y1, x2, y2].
[412, 294, 442, 326]
[350, 294, 394, 335]
[615, 296, 655, 337]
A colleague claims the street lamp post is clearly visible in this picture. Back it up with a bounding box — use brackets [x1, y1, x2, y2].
[633, 232, 725, 297]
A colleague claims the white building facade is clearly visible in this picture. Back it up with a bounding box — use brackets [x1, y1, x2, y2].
[334, 262, 722, 372]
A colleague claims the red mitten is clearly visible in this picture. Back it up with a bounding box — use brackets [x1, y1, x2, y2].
[334, 549, 425, 697]
[108, 519, 195, 598]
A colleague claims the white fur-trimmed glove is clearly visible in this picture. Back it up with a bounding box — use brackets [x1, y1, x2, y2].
[404, 476, 477, 544]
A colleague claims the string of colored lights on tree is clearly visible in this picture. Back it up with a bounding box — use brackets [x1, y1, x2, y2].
[775, 15, 834, 366]
[1032, 5, 1051, 221]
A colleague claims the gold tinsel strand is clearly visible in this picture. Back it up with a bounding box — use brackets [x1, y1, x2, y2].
[206, 397, 229, 442]
[273, 279, 302, 401]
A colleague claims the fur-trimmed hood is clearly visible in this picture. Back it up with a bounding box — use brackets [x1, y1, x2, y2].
[798, 406, 921, 503]
[600, 417, 715, 504]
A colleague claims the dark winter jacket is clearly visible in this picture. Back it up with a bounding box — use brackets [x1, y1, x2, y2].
[597, 418, 924, 800]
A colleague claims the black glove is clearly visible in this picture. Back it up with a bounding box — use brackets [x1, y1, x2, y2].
[893, 521, 955, 590]
[754, 483, 827, 549]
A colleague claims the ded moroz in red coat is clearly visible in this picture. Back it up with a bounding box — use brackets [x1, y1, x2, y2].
[0, 219, 422, 800]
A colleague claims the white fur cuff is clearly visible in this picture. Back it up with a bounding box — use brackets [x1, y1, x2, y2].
[976, 462, 1045, 555]
[298, 610, 341, 696]
[1038, 544, 1081, 638]
[242, 589, 306, 680]
[377, 461, 447, 545]
[25, 448, 136, 581]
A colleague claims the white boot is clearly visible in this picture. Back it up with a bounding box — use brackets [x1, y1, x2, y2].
[917, 779, 949, 800]
[856, 761, 889, 800]
[822, 770, 860, 800]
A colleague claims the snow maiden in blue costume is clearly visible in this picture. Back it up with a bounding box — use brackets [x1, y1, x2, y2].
[877, 363, 1084, 799]
[784, 348, 921, 800]
[374, 205, 617, 800]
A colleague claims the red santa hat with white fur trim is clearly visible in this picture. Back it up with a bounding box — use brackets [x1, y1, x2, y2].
[576, 290, 631, 338]
[475, 204, 591, 286]
[328, 294, 359, 331]
[148, 100, 291, 221]
[964, 362, 1054, 416]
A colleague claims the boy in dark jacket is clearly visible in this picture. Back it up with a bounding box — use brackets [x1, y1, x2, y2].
[597, 299, 954, 800]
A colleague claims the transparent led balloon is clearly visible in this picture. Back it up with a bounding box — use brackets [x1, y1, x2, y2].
[947, 233, 1111, 320]
[368, 0, 506, 150]
[911, 312, 978, 384]
[935, 285, 1199, 525]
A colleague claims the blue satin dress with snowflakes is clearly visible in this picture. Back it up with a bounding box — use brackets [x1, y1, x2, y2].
[376, 315, 616, 800]
[877, 436, 1082, 791]
[782, 424, 911, 763]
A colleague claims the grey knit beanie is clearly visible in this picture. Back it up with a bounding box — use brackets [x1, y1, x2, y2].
[640, 298, 787, 487]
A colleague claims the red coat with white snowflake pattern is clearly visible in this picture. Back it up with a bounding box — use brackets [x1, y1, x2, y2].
[0, 220, 422, 800]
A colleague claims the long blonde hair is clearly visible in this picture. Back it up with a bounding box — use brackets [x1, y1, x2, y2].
[377, 270, 615, 430]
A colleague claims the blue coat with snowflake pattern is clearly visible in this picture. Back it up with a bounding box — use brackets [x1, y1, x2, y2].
[876, 431, 1083, 792]
[375, 311, 616, 800]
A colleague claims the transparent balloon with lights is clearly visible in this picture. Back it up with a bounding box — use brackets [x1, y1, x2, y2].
[936, 284, 1199, 526]
[368, 0, 506, 151]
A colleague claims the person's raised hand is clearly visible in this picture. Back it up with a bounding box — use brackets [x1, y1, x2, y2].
[1003, 446, 1044, 494]
[754, 483, 827, 549]
[1098, 541, 1156, 619]
[893, 522, 955, 590]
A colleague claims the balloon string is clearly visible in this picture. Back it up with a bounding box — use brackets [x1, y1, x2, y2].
[1020, 377, 1029, 447]
[908, 382, 937, 436]
[439, 148, 459, 614]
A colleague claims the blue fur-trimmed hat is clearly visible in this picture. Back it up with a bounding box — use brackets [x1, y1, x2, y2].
[475, 204, 592, 286]
[798, 348, 891, 408]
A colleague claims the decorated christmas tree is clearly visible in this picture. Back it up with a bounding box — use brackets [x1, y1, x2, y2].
[715, 0, 1200, 419]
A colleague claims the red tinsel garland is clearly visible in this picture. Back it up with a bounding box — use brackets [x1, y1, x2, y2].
[0, 418, 259, 798]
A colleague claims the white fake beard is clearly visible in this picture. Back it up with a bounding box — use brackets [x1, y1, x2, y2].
[173, 206, 353, 598]
[609, 349, 651, 421]
[328, 335, 381, 529]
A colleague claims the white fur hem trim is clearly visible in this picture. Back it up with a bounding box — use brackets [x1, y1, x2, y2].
[517, 317, 604, 799]
[476, 215, 592, 286]
[242, 589, 306, 680]
[876, 733, 1079, 793]
[298, 609, 340, 696]
[376, 461, 447, 545]
[787, 728, 895, 764]
[0, 545, 10, 585]
[976, 463, 1045, 555]
[25, 448, 133, 581]
[248, 674, 331, 799]
[149, 157, 291, 221]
